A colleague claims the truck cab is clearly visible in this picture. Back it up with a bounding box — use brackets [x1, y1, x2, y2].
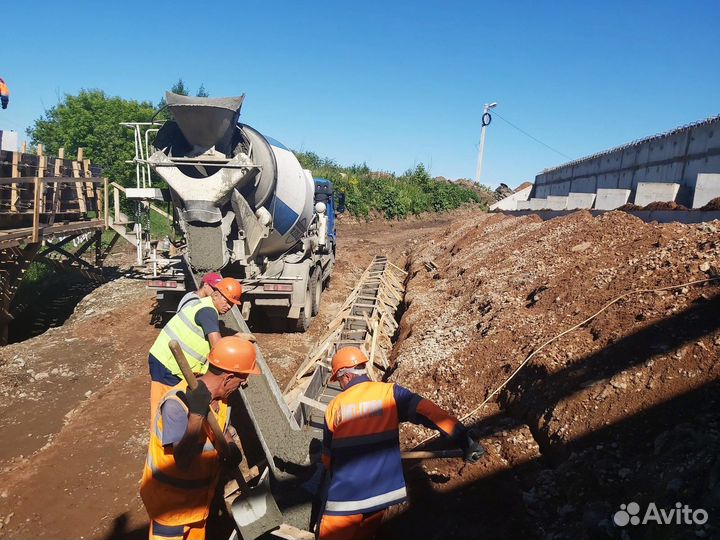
[313, 178, 343, 254]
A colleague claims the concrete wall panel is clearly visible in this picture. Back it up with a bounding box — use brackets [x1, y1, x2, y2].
[692, 174, 720, 208]
[567, 192, 596, 209]
[490, 185, 533, 211]
[595, 189, 631, 210]
[634, 182, 680, 206]
[529, 198, 548, 210]
[533, 117, 720, 205]
[546, 196, 568, 210]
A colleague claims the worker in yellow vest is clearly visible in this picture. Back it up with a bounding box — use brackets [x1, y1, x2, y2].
[147, 277, 255, 421]
[140, 336, 261, 540]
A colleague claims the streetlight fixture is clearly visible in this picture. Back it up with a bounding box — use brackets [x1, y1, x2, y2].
[475, 102, 497, 184]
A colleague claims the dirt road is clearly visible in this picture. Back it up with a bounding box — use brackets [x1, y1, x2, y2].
[0, 214, 453, 539]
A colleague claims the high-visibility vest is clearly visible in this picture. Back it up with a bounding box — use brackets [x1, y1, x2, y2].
[149, 297, 217, 376]
[323, 380, 408, 515]
[140, 381, 229, 525]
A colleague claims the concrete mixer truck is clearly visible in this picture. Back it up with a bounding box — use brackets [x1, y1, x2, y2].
[121, 93, 343, 331]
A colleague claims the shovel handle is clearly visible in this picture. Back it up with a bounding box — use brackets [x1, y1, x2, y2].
[401, 449, 464, 460]
[169, 340, 231, 460]
[401, 448, 485, 461]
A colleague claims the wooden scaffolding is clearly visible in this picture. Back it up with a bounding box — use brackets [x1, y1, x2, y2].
[0, 146, 110, 344]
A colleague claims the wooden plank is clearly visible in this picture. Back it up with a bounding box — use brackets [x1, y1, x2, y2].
[31, 178, 41, 242]
[83, 158, 95, 208]
[37, 145, 47, 212]
[10, 152, 19, 212]
[0, 177, 105, 184]
[273, 524, 315, 540]
[368, 318, 380, 371]
[103, 178, 108, 228]
[387, 261, 408, 275]
[298, 394, 327, 413]
[49, 148, 63, 226]
[113, 185, 121, 223]
[73, 148, 87, 213]
[369, 312, 389, 368]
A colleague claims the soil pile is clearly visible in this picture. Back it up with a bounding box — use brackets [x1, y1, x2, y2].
[642, 200, 688, 211]
[384, 210, 720, 539]
[702, 197, 720, 211]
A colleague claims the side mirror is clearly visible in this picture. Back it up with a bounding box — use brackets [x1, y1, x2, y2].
[336, 193, 346, 214]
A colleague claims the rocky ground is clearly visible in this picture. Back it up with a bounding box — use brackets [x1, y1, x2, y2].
[1, 209, 718, 539]
[380, 210, 720, 539]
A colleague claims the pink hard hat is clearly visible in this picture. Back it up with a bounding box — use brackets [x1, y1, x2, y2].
[201, 272, 223, 287]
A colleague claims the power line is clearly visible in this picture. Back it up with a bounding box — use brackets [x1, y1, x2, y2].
[491, 110, 572, 160]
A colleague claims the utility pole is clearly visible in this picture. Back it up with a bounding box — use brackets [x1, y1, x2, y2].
[475, 102, 497, 184]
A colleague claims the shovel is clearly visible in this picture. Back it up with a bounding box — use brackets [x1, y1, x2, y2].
[401, 448, 484, 460]
[168, 340, 283, 540]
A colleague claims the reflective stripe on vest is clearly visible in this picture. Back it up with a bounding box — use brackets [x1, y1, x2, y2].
[325, 486, 408, 513]
[148, 297, 217, 376]
[140, 382, 229, 525]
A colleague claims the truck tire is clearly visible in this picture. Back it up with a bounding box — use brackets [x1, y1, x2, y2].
[311, 269, 322, 316]
[293, 278, 313, 332]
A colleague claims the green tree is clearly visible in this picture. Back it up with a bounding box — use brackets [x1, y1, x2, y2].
[157, 78, 189, 113]
[196, 83, 209, 97]
[26, 89, 157, 188]
[295, 150, 483, 219]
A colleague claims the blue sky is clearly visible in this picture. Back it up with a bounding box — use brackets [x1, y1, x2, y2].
[2, 0, 718, 188]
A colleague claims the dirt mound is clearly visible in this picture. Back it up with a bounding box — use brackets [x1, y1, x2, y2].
[701, 197, 720, 211]
[383, 210, 720, 539]
[642, 200, 688, 211]
[617, 203, 642, 211]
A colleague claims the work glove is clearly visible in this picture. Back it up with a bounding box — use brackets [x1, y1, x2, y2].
[182, 381, 212, 416]
[460, 433, 485, 464]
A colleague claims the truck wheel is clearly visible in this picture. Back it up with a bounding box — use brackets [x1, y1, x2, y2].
[293, 279, 313, 332]
[311, 269, 322, 316]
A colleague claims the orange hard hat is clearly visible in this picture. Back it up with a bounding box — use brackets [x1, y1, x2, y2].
[330, 346, 368, 381]
[208, 336, 261, 375]
[214, 277, 243, 305]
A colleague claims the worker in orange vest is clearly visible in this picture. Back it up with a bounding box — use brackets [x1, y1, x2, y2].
[319, 346, 484, 539]
[0, 78, 9, 109]
[140, 336, 261, 540]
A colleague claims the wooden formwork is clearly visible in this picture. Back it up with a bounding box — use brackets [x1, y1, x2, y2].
[285, 255, 407, 429]
[0, 147, 111, 344]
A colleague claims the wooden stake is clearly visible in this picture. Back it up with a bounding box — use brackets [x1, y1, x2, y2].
[10, 151, 19, 212]
[37, 145, 47, 213]
[48, 148, 64, 226]
[83, 158, 95, 207]
[73, 148, 87, 213]
[32, 177, 42, 242]
[103, 178, 109, 228]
